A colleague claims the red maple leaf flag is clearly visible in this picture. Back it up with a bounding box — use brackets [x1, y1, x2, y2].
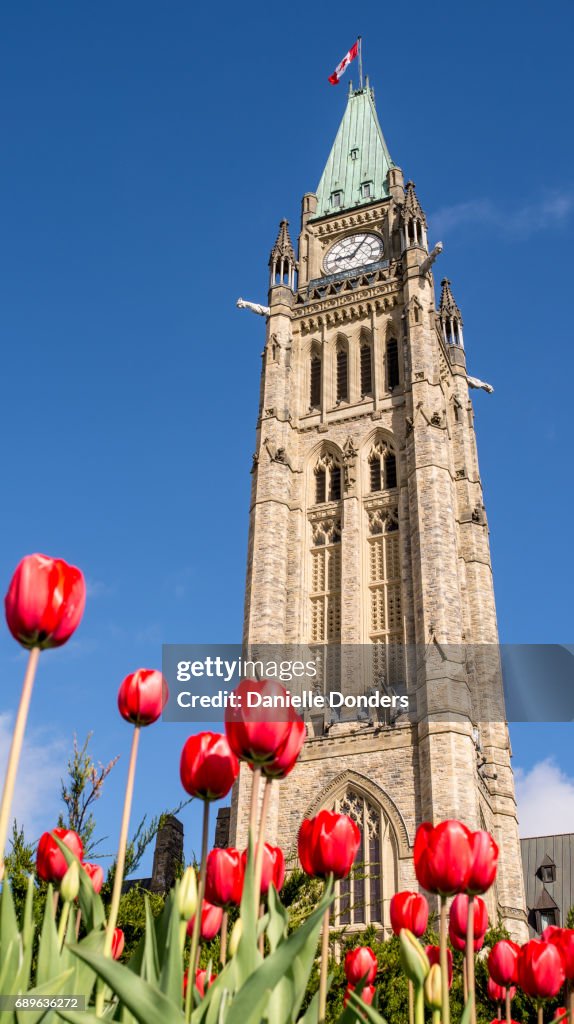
[328, 40, 360, 85]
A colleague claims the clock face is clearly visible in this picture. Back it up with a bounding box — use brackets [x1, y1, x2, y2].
[323, 233, 384, 274]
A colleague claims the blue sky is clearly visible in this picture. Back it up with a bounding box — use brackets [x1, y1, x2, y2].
[0, 0, 573, 871]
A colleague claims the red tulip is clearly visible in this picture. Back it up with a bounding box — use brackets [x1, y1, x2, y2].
[344, 947, 378, 985]
[449, 921, 485, 953]
[489, 1020, 520, 1024]
[111, 927, 124, 960]
[260, 718, 306, 779]
[486, 978, 516, 1002]
[224, 679, 298, 765]
[117, 669, 168, 726]
[298, 810, 360, 880]
[425, 945, 453, 987]
[488, 940, 521, 987]
[449, 893, 488, 945]
[554, 1009, 568, 1021]
[5, 554, 86, 650]
[187, 900, 223, 941]
[258, 843, 285, 895]
[36, 828, 83, 884]
[414, 820, 472, 896]
[518, 939, 565, 999]
[549, 929, 574, 980]
[467, 829, 498, 894]
[205, 848, 244, 908]
[343, 984, 375, 1008]
[542, 925, 564, 943]
[83, 861, 104, 894]
[180, 732, 239, 801]
[390, 891, 429, 937]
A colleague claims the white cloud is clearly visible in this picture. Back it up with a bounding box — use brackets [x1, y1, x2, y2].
[431, 190, 574, 240]
[515, 758, 574, 837]
[0, 713, 65, 843]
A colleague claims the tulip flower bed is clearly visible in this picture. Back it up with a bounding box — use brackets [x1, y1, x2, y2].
[2, 553, 574, 1024]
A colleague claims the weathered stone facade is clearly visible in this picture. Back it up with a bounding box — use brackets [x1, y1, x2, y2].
[229, 83, 528, 940]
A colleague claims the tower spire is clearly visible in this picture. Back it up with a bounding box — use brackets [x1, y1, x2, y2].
[439, 278, 464, 347]
[269, 219, 297, 290]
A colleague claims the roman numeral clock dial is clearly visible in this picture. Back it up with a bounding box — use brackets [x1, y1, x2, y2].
[323, 232, 384, 274]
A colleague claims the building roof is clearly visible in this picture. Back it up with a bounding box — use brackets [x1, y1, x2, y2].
[314, 80, 394, 220]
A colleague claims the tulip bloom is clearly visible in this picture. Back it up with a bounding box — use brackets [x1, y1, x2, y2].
[486, 978, 516, 1005]
[298, 810, 360, 880]
[425, 945, 453, 987]
[187, 900, 224, 941]
[180, 732, 239, 801]
[390, 891, 429, 937]
[467, 829, 498, 894]
[449, 893, 488, 945]
[205, 848, 244, 908]
[36, 828, 83, 885]
[343, 984, 375, 1008]
[517, 939, 565, 999]
[82, 861, 104, 894]
[488, 940, 521, 987]
[548, 929, 574, 980]
[449, 922, 485, 953]
[5, 554, 86, 650]
[117, 669, 168, 727]
[414, 820, 472, 896]
[183, 970, 217, 999]
[224, 679, 298, 765]
[111, 927, 125, 960]
[344, 947, 378, 985]
[260, 718, 306, 779]
[258, 843, 285, 896]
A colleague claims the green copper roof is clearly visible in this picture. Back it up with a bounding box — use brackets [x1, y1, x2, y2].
[313, 81, 394, 219]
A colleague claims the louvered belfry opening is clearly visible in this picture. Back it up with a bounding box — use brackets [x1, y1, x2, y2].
[360, 342, 373, 397]
[310, 353, 322, 409]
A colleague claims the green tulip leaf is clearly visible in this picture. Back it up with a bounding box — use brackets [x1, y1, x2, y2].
[65, 944, 183, 1024]
[0, 880, 21, 981]
[15, 967, 75, 1024]
[233, 834, 261, 986]
[153, 890, 175, 972]
[296, 988, 319, 1024]
[460, 992, 473, 1024]
[345, 991, 388, 1024]
[158, 886, 183, 1003]
[36, 887, 62, 987]
[266, 887, 288, 954]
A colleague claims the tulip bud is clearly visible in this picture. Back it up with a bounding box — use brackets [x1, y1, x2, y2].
[399, 928, 430, 986]
[60, 860, 80, 903]
[424, 963, 442, 1011]
[178, 866, 198, 921]
[228, 918, 243, 957]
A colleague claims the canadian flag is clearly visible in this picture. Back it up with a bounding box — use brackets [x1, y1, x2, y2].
[328, 40, 359, 85]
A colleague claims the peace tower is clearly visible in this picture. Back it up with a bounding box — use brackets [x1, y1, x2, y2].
[228, 80, 527, 939]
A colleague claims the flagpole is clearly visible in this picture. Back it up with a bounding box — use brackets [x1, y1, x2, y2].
[358, 36, 363, 89]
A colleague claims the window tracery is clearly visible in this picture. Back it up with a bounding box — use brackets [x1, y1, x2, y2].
[335, 788, 382, 926]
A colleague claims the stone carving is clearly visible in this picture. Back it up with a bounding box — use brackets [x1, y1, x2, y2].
[467, 375, 494, 394]
[250, 453, 259, 474]
[419, 241, 443, 276]
[342, 436, 358, 491]
[263, 437, 293, 470]
[236, 298, 270, 317]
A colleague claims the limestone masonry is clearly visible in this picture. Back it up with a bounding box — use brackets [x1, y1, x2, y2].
[227, 80, 527, 940]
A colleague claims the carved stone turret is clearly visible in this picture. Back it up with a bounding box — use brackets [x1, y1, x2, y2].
[269, 219, 297, 291]
[439, 277, 464, 348]
[402, 181, 428, 251]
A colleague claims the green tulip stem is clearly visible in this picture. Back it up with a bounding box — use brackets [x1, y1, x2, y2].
[408, 979, 414, 1024]
[57, 899, 71, 950]
[52, 889, 60, 916]
[249, 766, 262, 841]
[414, 981, 425, 1024]
[75, 907, 82, 940]
[104, 724, 141, 958]
[466, 894, 476, 1024]
[537, 1004, 543, 1024]
[439, 896, 450, 1024]
[505, 987, 512, 1024]
[570, 987, 574, 1024]
[497, 1002, 501, 1021]
[253, 776, 273, 917]
[431, 1010, 441, 1024]
[220, 910, 228, 966]
[0, 646, 40, 882]
[185, 799, 210, 1023]
[318, 896, 331, 1024]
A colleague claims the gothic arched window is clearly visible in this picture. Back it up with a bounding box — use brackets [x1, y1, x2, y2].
[336, 342, 349, 403]
[335, 788, 382, 926]
[310, 517, 342, 644]
[313, 452, 342, 505]
[367, 505, 403, 687]
[360, 338, 373, 397]
[368, 441, 398, 493]
[310, 351, 322, 410]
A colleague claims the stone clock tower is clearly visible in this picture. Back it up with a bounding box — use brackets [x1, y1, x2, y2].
[228, 80, 527, 939]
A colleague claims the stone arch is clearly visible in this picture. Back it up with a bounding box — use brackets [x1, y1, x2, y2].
[301, 768, 411, 857]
